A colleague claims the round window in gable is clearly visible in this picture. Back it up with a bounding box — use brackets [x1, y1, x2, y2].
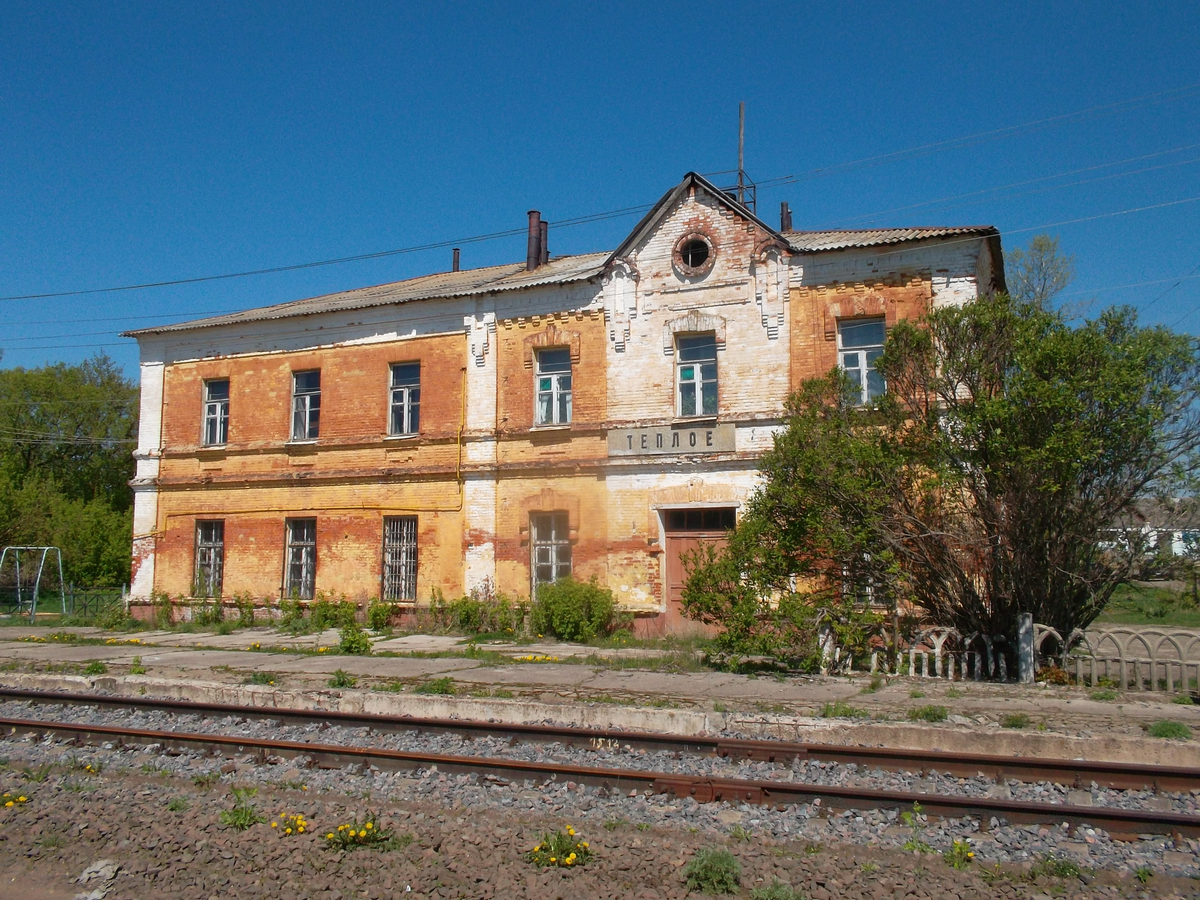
[672, 232, 716, 278]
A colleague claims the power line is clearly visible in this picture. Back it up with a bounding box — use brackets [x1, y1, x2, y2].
[5, 82, 1200, 304]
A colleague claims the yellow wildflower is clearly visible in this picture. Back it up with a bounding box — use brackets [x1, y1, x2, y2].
[326, 832, 334, 839]
[17, 797, 26, 803]
[4, 802, 12, 808]
[365, 822, 373, 830]
[271, 822, 278, 828]
[298, 827, 305, 833]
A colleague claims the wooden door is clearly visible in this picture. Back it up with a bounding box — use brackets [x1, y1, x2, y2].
[662, 507, 736, 634]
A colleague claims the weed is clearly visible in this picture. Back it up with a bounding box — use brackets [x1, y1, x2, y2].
[38, 834, 64, 849]
[603, 818, 627, 831]
[219, 787, 265, 831]
[1031, 854, 1082, 879]
[1090, 689, 1119, 701]
[750, 883, 807, 900]
[1134, 865, 1153, 884]
[1171, 694, 1194, 705]
[861, 675, 883, 694]
[819, 701, 869, 719]
[1, 792, 29, 807]
[328, 669, 358, 689]
[908, 705, 948, 723]
[277, 780, 308, 791]
[754, 701, 790, 714]
[140, 762, 170, 775]
[943, 838, 974, 869]
[683, 847, 741, 894]
[271, 812, 310, 836]
[22, 764, 53, 783]
[804, 843, 821, 855]
[414, 676, 456, 695]
[192, 772, 221, 790]
[325, 811, 402, 851]
[83, 661, 107, 676]
[900, 801, 923, 828]
[1146, 719, 1192, 740]
[367, 600, 395, 632]
[713, 701, 728, 713]
[339, 622, 373, 655]
[860, 862, 878, 873]
[527, 824, 591, 868]
[635, 822, 651, 831]
[909, 689, 925, 699]
[903, 838, 934, 853]
[945, 686, 965, 699]
[129, 655, 146, 675]
[167, 797, 189, 812]
[245, 671, 279, 686]
[729, 824, 753, 841]
[1000, 713, 1030, 729]
[493, 688, 514, 699]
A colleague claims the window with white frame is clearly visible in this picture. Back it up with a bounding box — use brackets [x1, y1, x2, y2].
[202, 379, 229, 446]
[194, 520, 224, 598]
[676, 333, 717, 417]
[535, 348, 572, 425]
[291, 370, 321, 441]
[382, 516, 418, 601]
[530, 512, 571, 594]
[838, 318, 886, 405]
[389, 363, 420, 436]
[283, 518, 316, 600]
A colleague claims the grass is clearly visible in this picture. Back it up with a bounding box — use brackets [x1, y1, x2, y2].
[1090, 688, 1119, 701]
[1171, 694, 1194, 705]
[167, 796, 189, 812]
[945, 686, 965, 699]
[860, 676, 883, 694]
[1031, 854, 1083, 879]
[908, 705, 948, 723]
[908, 689, 925, 699]
[244, 671, 279, 686]
[83, 661, 107, 676]
[1146, 719, 1192, 740]
[327, 668, 357, 689]
[218, 786, 265, 830]
[750, 883, 807, 900]
[1134, 865, 1153, 884]
[819, 701, 869, 719]
[1097, 583, 1200, 627]
[683, 847, 741, 894]
[414, 676, 456, 695]
[192, 772, 221, 790]
[1000, 713, 1030, 729]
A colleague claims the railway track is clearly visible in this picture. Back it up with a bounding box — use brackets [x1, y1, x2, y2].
[0, 686, 1194, 792]
[2, 688, 1199, 839]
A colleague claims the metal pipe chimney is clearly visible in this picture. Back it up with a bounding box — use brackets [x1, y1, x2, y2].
[526, 211, 541, 271]
[539, 221, 549, 266]
[780, 202, 793, 231]
[452, 248, 460, 272]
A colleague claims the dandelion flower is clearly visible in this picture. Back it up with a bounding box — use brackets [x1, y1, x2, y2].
[17, 797, 26, 803]
[298, 827, 305, 833]
[4, 802, 12, 808]
[365, 822, 373, 830]
[326, 832, 334, 839]
[271, 822, 278, 828]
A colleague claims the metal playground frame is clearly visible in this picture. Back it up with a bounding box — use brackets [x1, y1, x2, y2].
[0, 546, 66, 621]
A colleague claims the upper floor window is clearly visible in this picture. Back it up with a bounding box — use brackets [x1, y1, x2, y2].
[202, 379, 229, 446]
[676, 333, 717, 417]
[291, 370, 320, 441]
[535, 348, 572, 426]
[389, 363, 421, 436]
[838, 318, 886, 405]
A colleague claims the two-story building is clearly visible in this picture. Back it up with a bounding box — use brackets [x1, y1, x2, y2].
[125, 172, 1004, 632]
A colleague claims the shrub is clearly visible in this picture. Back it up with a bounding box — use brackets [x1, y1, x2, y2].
[1037, 664, 1071, 685]
[152, 593, 175, 629]
[339, 622, 372, 656]
[684, 847, 741, 894]
[97, 601, 135, 631]
[1171, 694, 1194, 705]
[1000, 713, 1030, 729]
[279, 599, 305, 629]
[192, 598, 224, 626]
[530, 577, 621, 642]
[367, 600, 394, 632]
[1146, 720, 1192, 740]
[312, 597, 357, 630]
[428, 591, 528, 636]
[234, 592, 257, 627]
[908, 705, 948, 723]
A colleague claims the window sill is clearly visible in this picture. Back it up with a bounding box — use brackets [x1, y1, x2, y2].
[673, 416, 718, 426]
[530, 423, 572, 432]
[383, 433, 420, 442]
[285, 440, 319, 451]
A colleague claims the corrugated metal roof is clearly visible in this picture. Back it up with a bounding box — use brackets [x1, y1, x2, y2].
[784, 226, 998, 252]
[124, 251, 610, 336]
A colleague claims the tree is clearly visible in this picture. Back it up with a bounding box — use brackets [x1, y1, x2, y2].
[1006, 234, 1075, 308]
[683, 244, 1200, 648]
[0, 355, 138, 586]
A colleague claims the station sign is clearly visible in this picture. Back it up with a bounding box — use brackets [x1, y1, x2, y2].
[607, 423, 736, 456]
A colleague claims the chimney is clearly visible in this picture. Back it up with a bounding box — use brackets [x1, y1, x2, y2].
[526, 210, 541, 271]
[539, 220, 549, 266]
[780, 201, 793, 232]
[452, 248, 460, 272]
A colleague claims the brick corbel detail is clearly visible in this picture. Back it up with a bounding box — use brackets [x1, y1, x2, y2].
[522, 323, 582, 370]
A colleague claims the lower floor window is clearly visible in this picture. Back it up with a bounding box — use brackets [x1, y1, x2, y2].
[194, 520, 224, 597]
[382, 516, 418, 601]
[284, 518, 317, 600]
[531, 512, 571, 594]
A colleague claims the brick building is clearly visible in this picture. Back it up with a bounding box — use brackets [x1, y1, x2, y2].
[125, 173, 1004, 632]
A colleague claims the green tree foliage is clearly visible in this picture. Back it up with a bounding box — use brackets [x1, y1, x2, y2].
[0, 355, 137, 586]
[1005, 234, 1075, 309]
[684, 240, 1200, 647]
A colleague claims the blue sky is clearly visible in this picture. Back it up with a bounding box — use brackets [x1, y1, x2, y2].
[2, 1, 1198, 378]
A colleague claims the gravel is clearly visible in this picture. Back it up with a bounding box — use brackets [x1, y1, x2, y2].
[1, 698, 1199, 889]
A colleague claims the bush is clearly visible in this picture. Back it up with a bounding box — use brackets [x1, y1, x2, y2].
[428, 591, 527, 636]
[683, 847, 741, 894]
[97, 601, 135, 631]
[530, 577, 622, 642]
[367, 600, 394, 632]
[234, 593, 257, 627]
[312, 597, 357, 630]
[192, 600, 223, 626]
[1147, 719, 1192, 740]
[279, 598, 305, 629]
[339, 622, 372, 656]
[152, 593, 175, 629]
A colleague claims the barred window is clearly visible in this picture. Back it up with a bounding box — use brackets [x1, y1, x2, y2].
[291, 370, 321, 441]
[531, 512, 571, 595]
[194, 520, 224, 598]
[382, 516, 418, 601]
[202, 379, 229, 446]
[284, 518, 316, 600]
[389, 363, 420, 436]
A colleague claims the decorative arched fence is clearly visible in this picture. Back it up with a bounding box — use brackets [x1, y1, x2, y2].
[825, 622, 1200, 694]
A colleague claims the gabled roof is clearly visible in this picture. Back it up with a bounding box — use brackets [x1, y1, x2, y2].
[605, 171, 785, 265]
